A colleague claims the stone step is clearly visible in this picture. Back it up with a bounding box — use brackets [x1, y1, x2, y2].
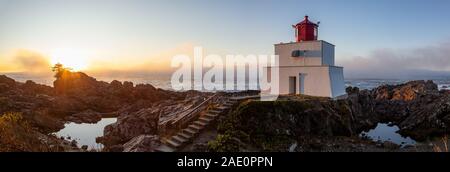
[199, 116, 213, 123]
[209, 110, 222, 114]
[205, 113, 218, 119]
[227, 98, 238, 103]
[188, 124, 203, 131]
[165, 138, 182, 148]
[229, 97, 243, 101]
[154, 144, 175, 152]
[172, 135, 188, 144]
[214, 106, 229, 111]
[177, 132, 192, 140]
[224, 102, 234, 106]
[182, 128, 197, 136]
[193, 120, 208, 127]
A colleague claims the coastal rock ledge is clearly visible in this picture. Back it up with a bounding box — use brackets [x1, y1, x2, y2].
[209, 80, 450, 152]
[1, 70, 449, 152]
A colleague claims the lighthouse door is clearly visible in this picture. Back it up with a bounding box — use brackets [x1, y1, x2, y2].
[289, 76, 297, 94]
[299, 73, 304, 94]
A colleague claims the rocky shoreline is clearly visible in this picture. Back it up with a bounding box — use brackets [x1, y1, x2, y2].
[1, 70, 449, 152]
[0, 71, 212, 151]
[206, 80, 450, 152]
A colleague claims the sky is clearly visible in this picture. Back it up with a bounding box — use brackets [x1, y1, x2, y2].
[1, 0, 450, 78]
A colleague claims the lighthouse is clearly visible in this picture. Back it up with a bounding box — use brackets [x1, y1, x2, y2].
[265, 16, 346, 98]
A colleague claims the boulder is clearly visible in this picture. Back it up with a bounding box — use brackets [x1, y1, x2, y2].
[65, 109, 102, 124]
[54, 71, 104, 96]
[98, 108, 160, 147]
[110, 80, 122, 89]
[20, 80, 54, 96]
[382, 141, 400, 149]
[372, 80, 438, 101]
[0, 75, 16, 86]
[70, 140, 78, 147]
[346, 86, 359, 95]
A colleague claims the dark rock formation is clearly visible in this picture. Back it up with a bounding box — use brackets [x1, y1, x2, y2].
[0, 75, 64, 132]
[1, 72, 213, 152]
[361, 80, 449, 140]
[0, 75, 16, 94]
[65, 109, 102, 124]
[53, 70, 172, 114]
[97, 91, 212, 148]
[3, 70, 448, 152]
[371, 80, 438, 101]
[97, 108, 160, 147]
[212, 80, 450, 151]
[213, 98, 357, 151]
[344, 80, 450, 141]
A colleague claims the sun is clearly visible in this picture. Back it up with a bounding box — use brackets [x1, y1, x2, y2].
[50, 48, 89, 71]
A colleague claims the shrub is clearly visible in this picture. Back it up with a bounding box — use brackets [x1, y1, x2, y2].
[207, 134, 240, 152]
[0, 112, 52, 152]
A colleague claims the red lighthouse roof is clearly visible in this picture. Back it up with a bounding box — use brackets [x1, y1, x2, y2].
[293, 16, 319, 42]
[294, 16, 318, 26]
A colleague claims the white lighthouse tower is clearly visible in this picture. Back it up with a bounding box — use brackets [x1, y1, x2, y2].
[265, 16, 345, 98]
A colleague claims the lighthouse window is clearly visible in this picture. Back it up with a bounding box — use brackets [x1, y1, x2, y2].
[292, 50, 300, 57]
[292, 50, 305, 57]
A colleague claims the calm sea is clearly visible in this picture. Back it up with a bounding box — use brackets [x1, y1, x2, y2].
[4, 73, 450, 91]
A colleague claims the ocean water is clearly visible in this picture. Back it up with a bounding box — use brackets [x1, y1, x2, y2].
[5, 73, 450, 91]
[55, 118, 117, 150]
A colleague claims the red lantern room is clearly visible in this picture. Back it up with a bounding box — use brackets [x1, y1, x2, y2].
[293, 15, 319, 42]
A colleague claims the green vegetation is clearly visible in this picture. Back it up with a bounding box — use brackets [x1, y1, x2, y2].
[207, 133, 240, 152]
[211, 100, 315, 151]
[51, 63, 71, 79]
[0, 112, 53, 152]
[209, 97, 356, 152]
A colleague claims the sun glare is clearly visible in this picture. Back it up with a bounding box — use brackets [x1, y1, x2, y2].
[50, 49, 89, 71]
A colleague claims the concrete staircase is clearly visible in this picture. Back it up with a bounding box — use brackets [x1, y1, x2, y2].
[154, 98, 238, 152]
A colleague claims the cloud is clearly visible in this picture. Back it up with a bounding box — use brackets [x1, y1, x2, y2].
[13, 50, 52, 72]
[0, 50, 52, 74]
[85, 43, 196, 76]
[338, 40, 450, 79]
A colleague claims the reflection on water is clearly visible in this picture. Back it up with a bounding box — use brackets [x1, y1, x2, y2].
[55, 118, 117, 149]
[362, 123, 416, 146]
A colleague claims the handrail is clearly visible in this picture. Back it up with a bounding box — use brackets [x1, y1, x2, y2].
[170, 93, 218, 127]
